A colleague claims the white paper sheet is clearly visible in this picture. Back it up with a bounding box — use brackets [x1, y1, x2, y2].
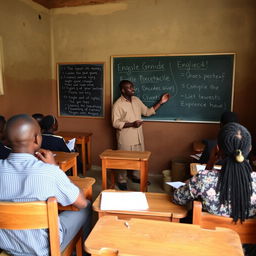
[66, 138, 76, 151]
[100, 192, 149, 211]
[165, 181, 185, 189]
[196, 164, 206, 172]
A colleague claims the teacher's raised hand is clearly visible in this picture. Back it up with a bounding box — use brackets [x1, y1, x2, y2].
[160, 93, 171, 104]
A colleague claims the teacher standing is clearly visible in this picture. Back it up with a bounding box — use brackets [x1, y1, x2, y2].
[112, 80, 170, 190]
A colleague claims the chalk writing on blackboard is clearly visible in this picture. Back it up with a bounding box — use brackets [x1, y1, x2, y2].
[58, 63, 104, 118]
[112, 54, 235, 123]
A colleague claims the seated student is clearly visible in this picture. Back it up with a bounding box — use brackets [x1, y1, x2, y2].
[0, 115, 11, 159]
[41, 115, 70, 152]
[0, 114, 91, 255]
[32, 113, 44, 128]
[199, 111, 238, 165]
[173, 122, 256, 222]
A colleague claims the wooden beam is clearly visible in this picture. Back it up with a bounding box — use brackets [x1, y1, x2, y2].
[32, 0, 119, 9]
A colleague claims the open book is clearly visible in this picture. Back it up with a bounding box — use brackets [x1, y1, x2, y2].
[100, 191, 149, 211]
[66, 138, 76, 151]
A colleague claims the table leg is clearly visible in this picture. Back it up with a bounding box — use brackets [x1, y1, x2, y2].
[72, 159, 78, 176]
[87, 136, 92, 170]
[81, 139, 87, 176]
[140, 161, 148, 192]
[102, 160, 107, 190]
[110, 170, 115, 189]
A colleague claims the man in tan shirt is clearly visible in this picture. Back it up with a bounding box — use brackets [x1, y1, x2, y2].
[112, 80, 170, 190]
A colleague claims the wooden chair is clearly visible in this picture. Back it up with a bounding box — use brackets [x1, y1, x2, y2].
[0, 197, 83, 256]
[193, 200, 256, 244]
[98, 248, 119, 256]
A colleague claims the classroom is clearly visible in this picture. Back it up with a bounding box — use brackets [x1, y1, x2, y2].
[0, 0, 256, 255]
[0, 0, 255, 174]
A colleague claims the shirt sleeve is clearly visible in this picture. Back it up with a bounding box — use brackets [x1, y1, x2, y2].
[53, 168, 80, 206]
[112, 102, 126, 130]
[173, 173, 202, 205]
[137, 98, 156, 117]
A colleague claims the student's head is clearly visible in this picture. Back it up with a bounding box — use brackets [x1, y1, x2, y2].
[220, 111, 238, 128]
[217, 122, 252, 223]
[6, 114, 42, 153]
[40, 115, 58, 133]
[0, 115, 6, 140]
[32, 113, 44, 125]
[119, 80, 135, 97]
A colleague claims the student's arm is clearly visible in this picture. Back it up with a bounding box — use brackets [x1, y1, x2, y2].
[153, 93, 170, 111]
[205, 145, 220, 170]
[58, 138, 71, 152]
[72, 189, 89, 209]
[173, 174, 201, 205]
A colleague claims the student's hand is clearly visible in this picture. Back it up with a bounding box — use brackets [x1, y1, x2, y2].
[133, 120, 143, 128]
[35, 149, 57, 165]
[160, 93, 171, 104]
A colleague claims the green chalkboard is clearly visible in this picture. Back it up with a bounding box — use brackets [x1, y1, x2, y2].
[57, 63, 104, 118]
[111, 54, 235, 123]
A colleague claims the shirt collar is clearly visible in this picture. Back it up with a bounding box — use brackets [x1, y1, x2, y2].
[7, 153, 38, 160]
[120, 95, 133, 102]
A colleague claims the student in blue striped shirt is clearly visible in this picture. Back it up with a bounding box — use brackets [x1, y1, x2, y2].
[0, 114, 91, 256]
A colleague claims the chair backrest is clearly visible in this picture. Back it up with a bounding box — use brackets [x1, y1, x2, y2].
[99, 248, 119, 256]
[193, 201, 256, 244]
[0, 197, 61, 255]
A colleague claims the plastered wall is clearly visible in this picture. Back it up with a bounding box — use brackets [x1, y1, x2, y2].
[1, 0, 256, 174]
[51, 0, 256, 173]
[0, 0, 52, 116]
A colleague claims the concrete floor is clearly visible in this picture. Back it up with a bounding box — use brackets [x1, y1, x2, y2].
[84, 165, 166, 201]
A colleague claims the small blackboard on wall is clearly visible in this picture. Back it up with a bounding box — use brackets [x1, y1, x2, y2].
[112, 54, 235, 123]
[57, 63, 104, 118]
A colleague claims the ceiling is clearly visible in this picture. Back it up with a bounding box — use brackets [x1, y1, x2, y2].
[32, 0, 119, 9]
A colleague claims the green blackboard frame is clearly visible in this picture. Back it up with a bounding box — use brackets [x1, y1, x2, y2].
[57, 62, 105, 118]
[111, 53, 235, 123]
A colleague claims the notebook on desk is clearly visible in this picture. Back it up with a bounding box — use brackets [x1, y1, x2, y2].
[100, 191, 149, 211]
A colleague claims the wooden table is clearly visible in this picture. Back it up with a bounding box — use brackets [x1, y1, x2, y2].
[57, 131, 93, 176]
[190, 163, 222, 176]
[84, 216, 243, 256]
[58, 176, 95, 211]
[53, 151, 79, 176]
[93, 190, 187, 222]
[99, 149, 151, 192]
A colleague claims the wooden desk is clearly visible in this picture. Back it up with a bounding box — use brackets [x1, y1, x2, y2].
[85, 216, 243, 256]
[58, 176, 95, 211]
[190, 163, 222, 176]
[70, 176, 95, 200]
[93, 190, 187, 222]
[53, 151, 79, 176]
[99, 150, 151, 192]
[57, 131, 93, 176]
